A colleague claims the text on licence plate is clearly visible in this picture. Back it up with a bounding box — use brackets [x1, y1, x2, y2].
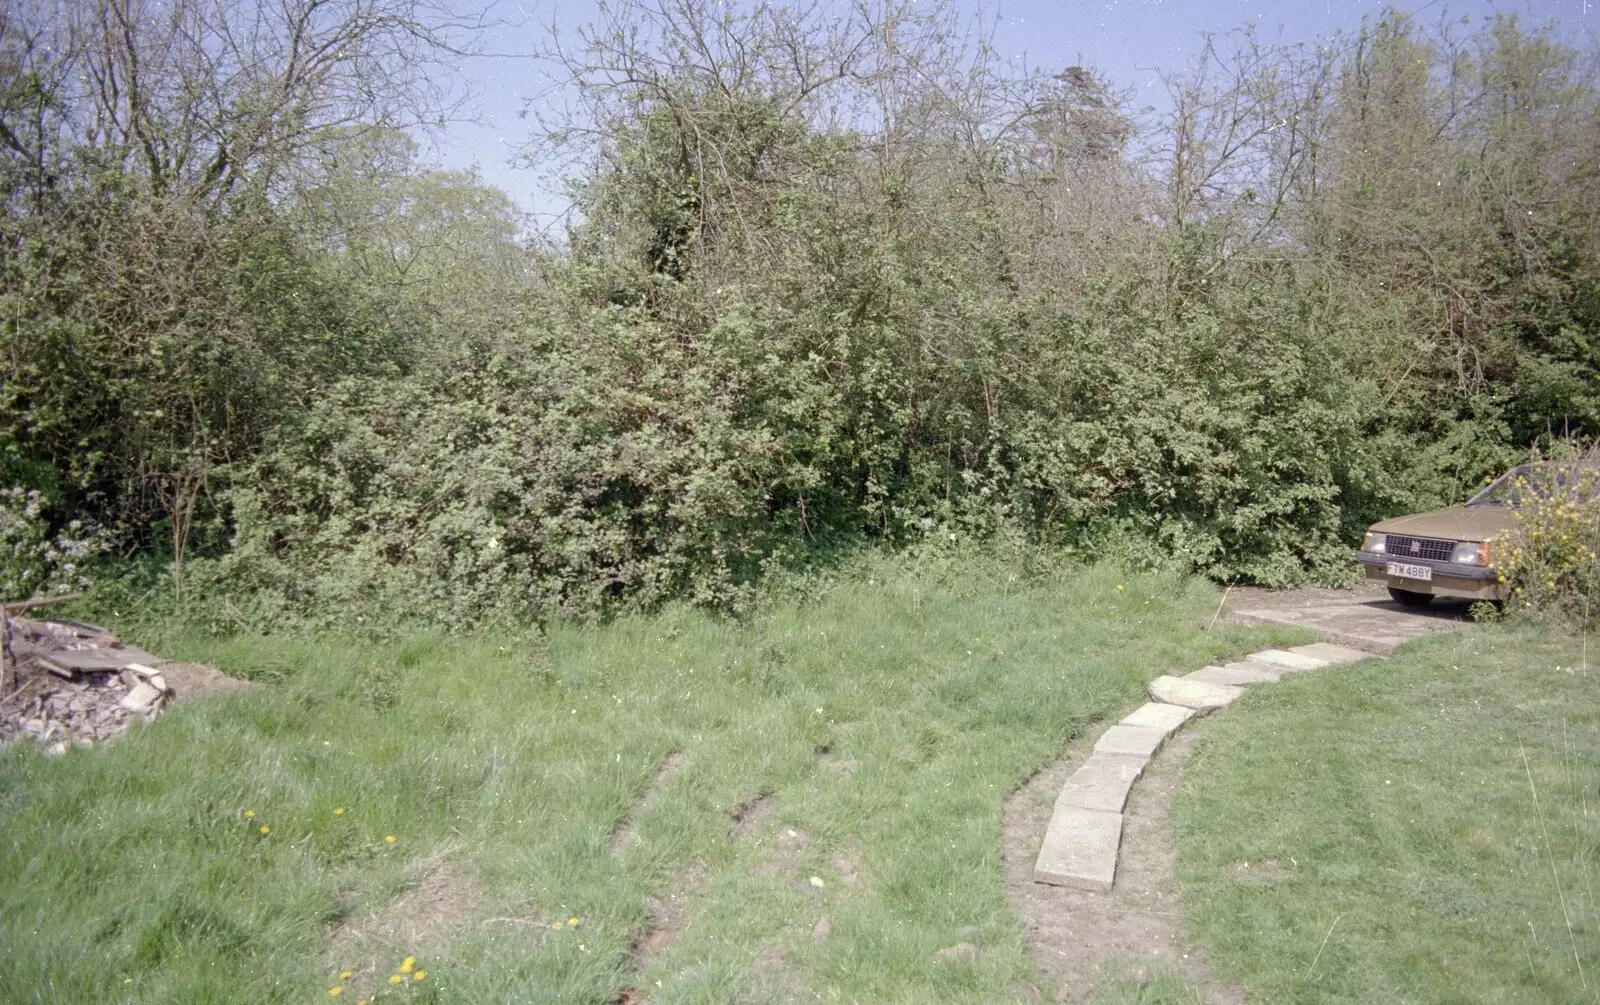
[1386, 562, 1432, 582]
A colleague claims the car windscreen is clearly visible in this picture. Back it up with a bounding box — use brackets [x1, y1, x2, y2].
[1466, 464, 1600, 507]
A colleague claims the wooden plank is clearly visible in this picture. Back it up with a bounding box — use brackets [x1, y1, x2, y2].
[1, 593, 82, 614]
[36, 647, 159, 673]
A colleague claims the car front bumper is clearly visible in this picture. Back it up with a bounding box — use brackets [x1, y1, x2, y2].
[1355, 551, 1503, 601]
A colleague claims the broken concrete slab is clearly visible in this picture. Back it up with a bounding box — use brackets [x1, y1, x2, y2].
[1148, 675, 1243, 712]
[1119, 701, 1195, 733]
[38, 646, 162, 675]
[1054, 752, 1147, 813]
[119, 681, 163, 714]
[1221, 661, 1287, 681]
[1244, 649, 1329, 672]
[1187, 664, 1280, 687]
[1034, 806, 1123, 891]
[1288, 642, 1374, 664]
[1093, 724, 1169, 759]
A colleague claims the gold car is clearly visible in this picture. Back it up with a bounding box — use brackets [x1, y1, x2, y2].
[1356, 461, 1592, 607]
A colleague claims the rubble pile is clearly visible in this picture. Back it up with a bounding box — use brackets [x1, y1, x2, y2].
[1, 616, 186, 753]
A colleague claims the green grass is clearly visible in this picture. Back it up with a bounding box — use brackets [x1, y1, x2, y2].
[1172, 625, 1600, 1004]
[0, 553, 1301, 1004]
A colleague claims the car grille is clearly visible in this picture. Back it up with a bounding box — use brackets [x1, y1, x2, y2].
[1386, 535, 1455, 562]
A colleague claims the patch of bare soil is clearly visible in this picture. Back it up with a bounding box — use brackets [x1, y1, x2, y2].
[730, 789, 775, 840]
[618, 787, 779, 1003]
[1003, 718, 1243, 1004]
[636, 861, 707, 961]
[726, 791, 821, 1004]
[614, 750, 687, 851]
[328, 853, 485, 990]
[155, 661, 251, 701]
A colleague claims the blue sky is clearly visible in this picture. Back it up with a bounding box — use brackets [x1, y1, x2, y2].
[429, 0, 1597, 221]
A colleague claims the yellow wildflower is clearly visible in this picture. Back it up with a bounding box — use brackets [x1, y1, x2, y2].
[389, 974, 404, 985]
[244, 810, 255, 819]
[385, 835, 397, 845]
[339, 971, 352, 980]
[567, 917, 580, 928]
[329, 987, 343, 997]
[413, 970, 427, 981]
[333, 807, 345, 815]
[259, 825, 271, 835]
[400, 956, 415, 974]
[550, 922, 563, 931]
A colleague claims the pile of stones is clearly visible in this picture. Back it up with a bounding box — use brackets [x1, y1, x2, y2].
[0, 616, 171, 754]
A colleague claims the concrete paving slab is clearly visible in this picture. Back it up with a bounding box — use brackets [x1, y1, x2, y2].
[1148, 675, 1243, 712]
[1221, 661, 1286, 681]
[1034, 806, 1123, 891]
[1290, 642, 1375, 664]
[1187, 664, 1279, 687]
[1054, 752, 1147, 813]
[1227, 584, 1469, 652]
[1119, 701, 1195, 733]
[1246, 648, 1329, 671]
[1093, 724, 1169, 759]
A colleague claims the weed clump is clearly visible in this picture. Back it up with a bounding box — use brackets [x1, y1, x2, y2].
[1494, 445, 1600, 630]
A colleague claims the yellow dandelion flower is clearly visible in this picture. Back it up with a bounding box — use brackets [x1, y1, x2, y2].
[567, 917, 580, 928]
[339, 971, 352, 980]
[1115, 584, 1125, 591]
[333, 808, 345, 815]
[259, 825, 271, 835]
[389, 974, 404, 985]
[385, 835, 397, 845]
[244, 810, 255, 819]
[550, 922, 563, 931]
[400, 956, 415, 974]
[413, 971, 427, 982]
[329, 987, 343, 998]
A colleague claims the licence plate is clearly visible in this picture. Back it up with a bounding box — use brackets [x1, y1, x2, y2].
[1386, 562, 1432, 582]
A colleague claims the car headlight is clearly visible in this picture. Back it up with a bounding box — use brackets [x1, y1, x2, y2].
[1363, 532, 1387, 554]
[1451, 541, 1490, 566]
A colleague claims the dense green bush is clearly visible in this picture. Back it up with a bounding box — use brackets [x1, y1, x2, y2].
[1494, 445, 1600, 629]
[224, 268, 1491, 621]
[3, 2, 1596, 623]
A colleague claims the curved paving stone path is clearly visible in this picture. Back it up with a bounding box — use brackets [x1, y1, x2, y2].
[1032, 642, 1372, 891]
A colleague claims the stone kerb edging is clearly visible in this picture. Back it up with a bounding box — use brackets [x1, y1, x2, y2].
[1032, 642, 1373, 891]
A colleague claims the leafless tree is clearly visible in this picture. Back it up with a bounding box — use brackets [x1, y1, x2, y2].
[1, 0, 480, 208]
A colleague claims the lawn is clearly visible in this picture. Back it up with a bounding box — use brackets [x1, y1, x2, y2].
[0, 553, 1297, 1004]
[1161, 623, 1600, 1004]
